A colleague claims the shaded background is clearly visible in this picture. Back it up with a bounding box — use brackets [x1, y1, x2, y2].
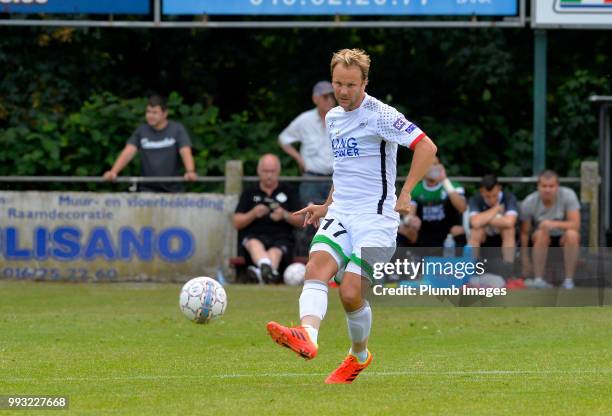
[0, 27, 610, 182]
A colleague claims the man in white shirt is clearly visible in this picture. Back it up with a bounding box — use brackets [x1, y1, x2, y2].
[279, 81, 336, 206]
[267, 49, 437, 384]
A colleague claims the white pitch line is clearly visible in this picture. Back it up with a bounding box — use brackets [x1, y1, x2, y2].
[4, 369, 611, 383]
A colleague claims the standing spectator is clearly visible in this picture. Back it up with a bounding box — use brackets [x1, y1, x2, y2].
[409, 156, 467, 247]
[233, 154, 303, 283]
[103, 94, 197, 192]
[279, 81, 335, 206]
[469, 174, 519, 268]
[520, 170, 581, 289]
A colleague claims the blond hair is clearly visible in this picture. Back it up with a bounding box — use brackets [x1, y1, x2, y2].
[330, 49, 371, 81]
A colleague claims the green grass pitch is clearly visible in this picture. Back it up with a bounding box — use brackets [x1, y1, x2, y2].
[1, 281, 611, 415]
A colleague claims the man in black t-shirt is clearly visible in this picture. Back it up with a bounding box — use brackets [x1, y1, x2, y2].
[103, 95, 197, 192]
[468, 174, 519, 269]
[233, 154, 304, 283]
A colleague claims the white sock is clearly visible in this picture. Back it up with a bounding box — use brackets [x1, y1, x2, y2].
[257, 258, 271, 267]
[349, 348, 369, 364]
[303, 325, 318, 345]
[346, 301, 372, 344]
[299, 280, 328, 322]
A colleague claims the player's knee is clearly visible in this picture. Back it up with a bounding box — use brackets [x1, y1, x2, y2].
[267, 247, 283, 257]
[501, 226, 514, 236]
[339, 284, 363, 311]
[564, 230, 580, 245]
[532, 230, 549, 245]
[305, 252, 338, 281]
[469, 227, 484, 245]
[501, 228, 515, 243]
[244, 238, 262, 251]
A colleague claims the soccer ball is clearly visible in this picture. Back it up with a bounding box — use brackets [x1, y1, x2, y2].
[468, 273, 505, 288]
[283, 262, 306, 286]
[179, 276, 227, 323]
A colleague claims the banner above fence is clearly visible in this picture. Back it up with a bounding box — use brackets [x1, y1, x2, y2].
[0, 0, 150, 15]
[533, 0, 612, 27]
[163, 0, 518, 16]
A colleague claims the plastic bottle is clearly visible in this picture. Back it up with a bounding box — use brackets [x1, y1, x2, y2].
[216, 266, 227, 286]
[443, 233, 455, 258]
[463, 243, 473, 259]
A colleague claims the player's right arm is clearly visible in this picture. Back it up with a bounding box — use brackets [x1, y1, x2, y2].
[103, 144, 138, 181]
[293, 185, 334, 228]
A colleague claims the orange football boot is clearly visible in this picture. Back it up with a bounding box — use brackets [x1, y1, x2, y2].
[266, 321, 318, 360]
[324, 351, 372, 384]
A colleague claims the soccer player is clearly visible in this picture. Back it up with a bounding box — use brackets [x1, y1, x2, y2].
[266, 49, 437, 384]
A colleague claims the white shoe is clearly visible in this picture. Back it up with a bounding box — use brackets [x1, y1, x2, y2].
[531, 277, 552, 289]
[562, 279, 575, 290]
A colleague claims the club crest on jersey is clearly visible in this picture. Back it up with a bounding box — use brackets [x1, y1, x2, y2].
[393, 118, 407, 130]
[276, 192, 288, 203]
[393, 118, 417, 135]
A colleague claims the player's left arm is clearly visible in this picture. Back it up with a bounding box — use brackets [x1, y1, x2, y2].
[396, 137, 437, 215]
[281, 209, 305, 227]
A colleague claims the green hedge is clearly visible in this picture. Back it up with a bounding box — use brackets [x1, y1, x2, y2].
[0, 91, 302, 190]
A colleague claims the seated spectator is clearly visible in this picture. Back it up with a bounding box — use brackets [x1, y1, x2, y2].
[396, 214, 420, 247]
[520, 170, 581, 289]
[468, 174, 519, 271]
[233, 154, 303, 283]
[404, 156, 467, 247]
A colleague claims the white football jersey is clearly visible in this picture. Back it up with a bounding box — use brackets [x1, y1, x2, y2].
[326, 93, 426, 219]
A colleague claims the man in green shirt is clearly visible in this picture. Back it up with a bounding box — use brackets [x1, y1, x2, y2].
[399, 157, 466, 247]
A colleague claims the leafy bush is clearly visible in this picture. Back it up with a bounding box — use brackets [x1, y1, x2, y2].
[0, 91, 298, 190]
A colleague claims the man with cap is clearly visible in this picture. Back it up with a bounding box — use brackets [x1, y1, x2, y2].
[279, 81, 336, 206]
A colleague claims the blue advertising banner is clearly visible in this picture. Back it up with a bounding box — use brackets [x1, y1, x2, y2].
[0, 0, 150, 15]
[163, 0, 518, 16]
[0, 191, 237, 282]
